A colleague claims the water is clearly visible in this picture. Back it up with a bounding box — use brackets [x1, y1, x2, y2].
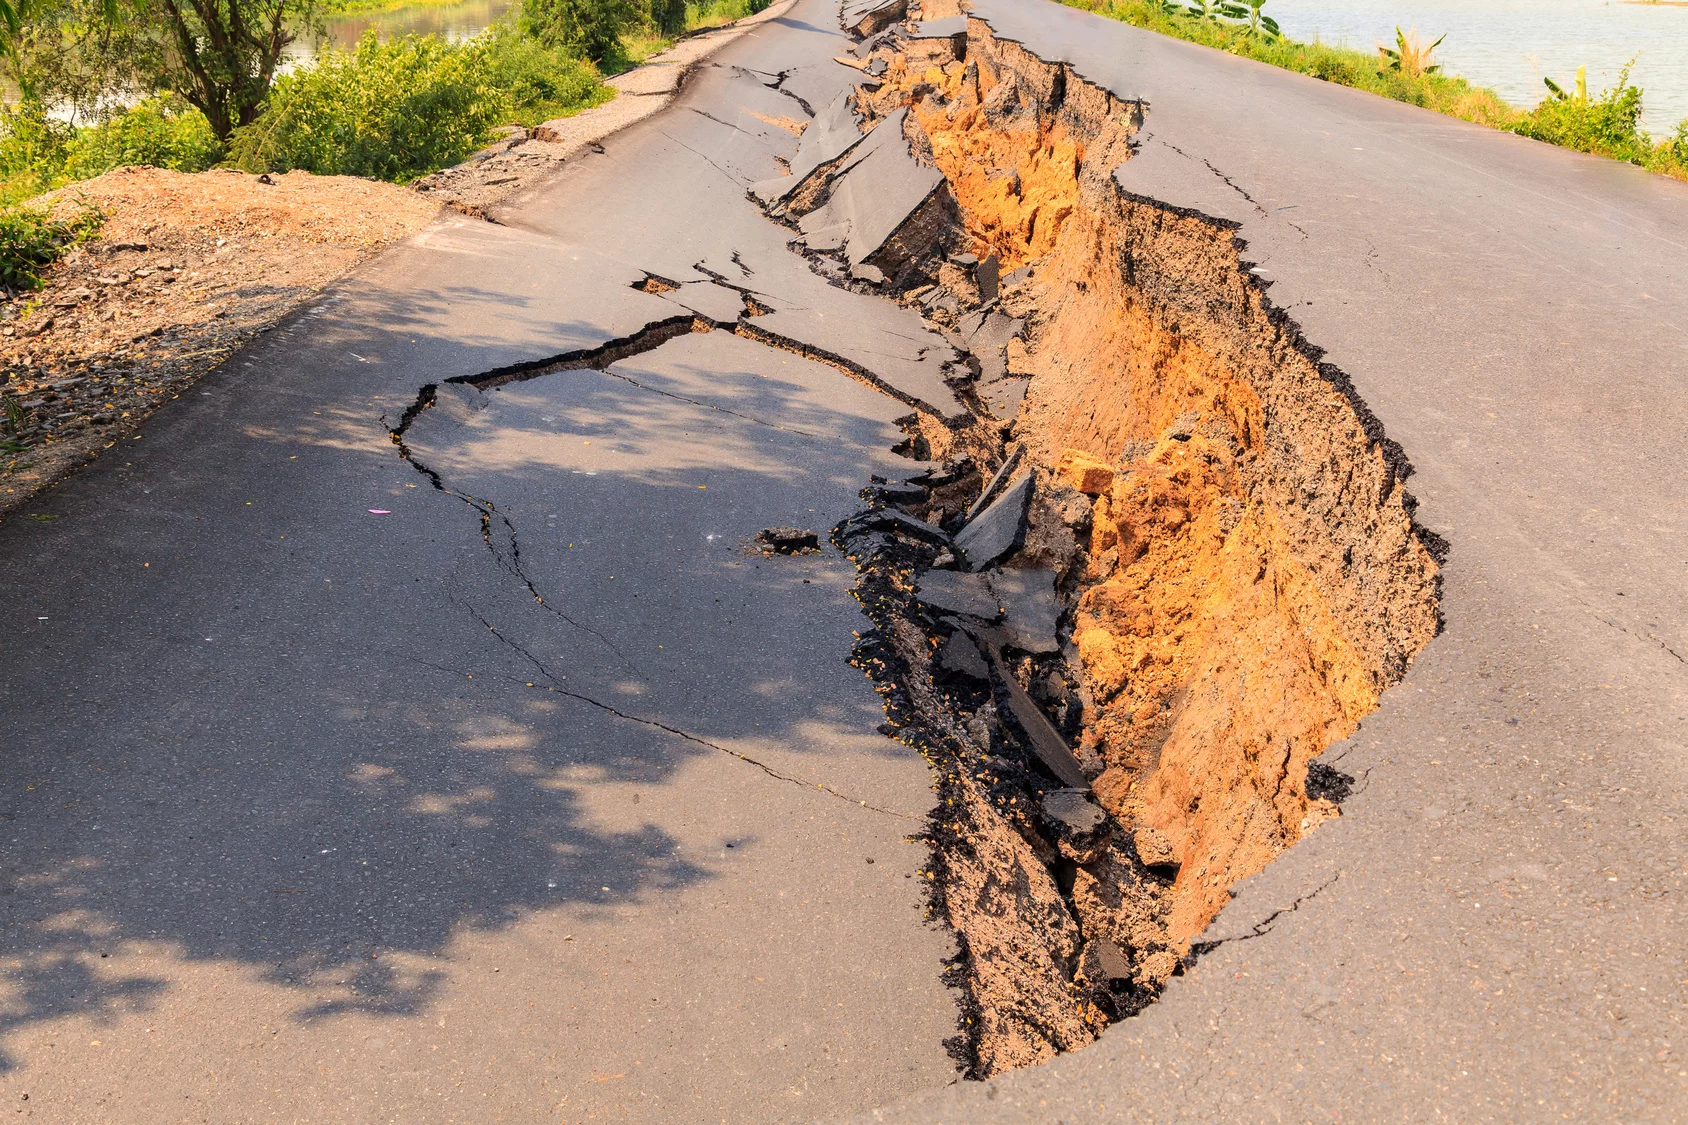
[287, 0, 519, 62]
[1265, 0, 1688, 135]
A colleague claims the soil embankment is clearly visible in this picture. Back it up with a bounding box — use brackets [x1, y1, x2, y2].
[0, 169, 438, 519]
[786, 3, 1441, 1074]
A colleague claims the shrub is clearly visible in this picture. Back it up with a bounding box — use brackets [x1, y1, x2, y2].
[523, 0, 641, 62]
[61, 96, 222, 181]
[0, 100, 74, 205]
[0, 200, 101, 291]
[227, 30, 509, 182]
[1512, 65, 1649, 163]
[480, 24, 614, 127]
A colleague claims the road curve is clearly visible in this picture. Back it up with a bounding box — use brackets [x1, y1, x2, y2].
[861, 0, 1688, 1121]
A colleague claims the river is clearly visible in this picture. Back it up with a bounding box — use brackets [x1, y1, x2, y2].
[1265, 0, 1688, 134]
[287, 0, 520, 62]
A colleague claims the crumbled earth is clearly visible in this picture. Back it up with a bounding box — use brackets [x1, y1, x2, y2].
[791, 0, 1440, 1076]
[0, 167, 439, 521]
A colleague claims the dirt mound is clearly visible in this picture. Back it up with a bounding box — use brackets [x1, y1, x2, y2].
[0, 167, 438, 519]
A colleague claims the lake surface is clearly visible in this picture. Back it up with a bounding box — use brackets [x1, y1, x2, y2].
[1266, 0, 1688, 134]
[287, 0, 519, 62]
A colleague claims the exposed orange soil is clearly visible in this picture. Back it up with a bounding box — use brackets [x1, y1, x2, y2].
[892, 23, 1439, 953]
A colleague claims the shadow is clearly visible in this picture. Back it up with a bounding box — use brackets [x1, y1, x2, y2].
[0, 315, 924, 1073]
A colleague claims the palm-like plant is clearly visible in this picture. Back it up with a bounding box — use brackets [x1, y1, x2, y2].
[1218, 0, 1278, 39]
[1543, 65, 1588, 103]
[1378, 26, 1447, 77]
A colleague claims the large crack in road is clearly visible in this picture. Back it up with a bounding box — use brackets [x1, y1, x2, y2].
[379, 0, 1442, 1083]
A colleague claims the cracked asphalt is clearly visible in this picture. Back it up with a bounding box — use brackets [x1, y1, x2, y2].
[0, 4, 971, 1120]
[860, 1, 1688, 1121]
[5, 0, 1687, 1120]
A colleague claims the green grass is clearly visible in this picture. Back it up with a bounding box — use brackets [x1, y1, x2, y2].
[600, 0, 768, 73]
[1059, 0, 1688, 182]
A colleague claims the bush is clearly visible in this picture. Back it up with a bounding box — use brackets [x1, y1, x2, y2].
[1512, 66, 1648, 163]
[228, 31, 510, 182]
[0, 101, 74, 205]
[0, 201, 101, 291]
[61, 96, 222, 181]
[481, 24, 614, 127]
[523, 0, 642, 62]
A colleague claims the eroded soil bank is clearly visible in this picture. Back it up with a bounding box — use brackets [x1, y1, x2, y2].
[796, 2, 1442, 1074]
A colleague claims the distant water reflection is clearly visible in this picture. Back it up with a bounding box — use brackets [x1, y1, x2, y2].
[1266, 0, 1688, 134]
[286, 0, 519, 63]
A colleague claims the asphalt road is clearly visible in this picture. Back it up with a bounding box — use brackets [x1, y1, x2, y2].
[5, 0, 1687, 1121]
[0, 4, 971, 1120]
[862, 1, 1688, 1121]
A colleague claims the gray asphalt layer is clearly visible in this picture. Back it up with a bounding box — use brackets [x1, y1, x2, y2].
[6, 0, 1688, 1120]
[860, 0, 1688, 1122]
[0, 4, 971, 1120]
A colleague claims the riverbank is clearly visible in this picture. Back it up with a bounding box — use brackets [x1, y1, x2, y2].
[1058, 0, 1688, 182]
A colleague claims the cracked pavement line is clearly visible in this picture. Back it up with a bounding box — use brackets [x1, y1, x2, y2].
[451, 600, 918, 819]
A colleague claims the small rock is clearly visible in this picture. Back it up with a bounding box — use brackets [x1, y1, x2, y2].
[1056, 448, 1115, 495]
[1133, 826, 1177, 869]
[754, 526, 818, 554]
[1041, 788, 1106, 835]
[1093, 937, 1134, 984]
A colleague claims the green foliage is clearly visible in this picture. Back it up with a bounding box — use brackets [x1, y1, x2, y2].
[650, 0, 685, 36]
[61, 94, 221, 179]
[1063, 0, 1688, 183]
[522, 0, 639, 62]
[1509, 62, 1687, 176]
[226, 29, 506, 181]
[227, 24, 611, 181]
[480, 24, 613, 127]
[0, 100, 73, 204]
[0, 198, 100, 291]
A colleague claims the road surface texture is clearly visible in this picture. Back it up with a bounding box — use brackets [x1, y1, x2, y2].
[856, 0, 1688, 1122]
[2, 0, 1686, 1122]
[0, 4, 972, 1121]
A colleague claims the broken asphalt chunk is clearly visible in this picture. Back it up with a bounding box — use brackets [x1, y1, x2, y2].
[934, 629, 989, 681]
[753, 90, 865, 208]
[913, 570, 1000, 619]
[962, 622, 1088, 789]
[986, 567, 1060, 654]
[956, 471, 1033, 571]
[965, 446, 1022, 521]
[1042, 788, 1107, 835]
[794, 108, 945, 271]
[842, 0, 907, 38]
[843, 507, 950, 545]
[755, 526, 819, 554]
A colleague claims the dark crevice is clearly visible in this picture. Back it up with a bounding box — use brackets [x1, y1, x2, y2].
[1187, 873, 1341, 958]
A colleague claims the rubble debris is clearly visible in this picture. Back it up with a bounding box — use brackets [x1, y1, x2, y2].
[1041, 788, 1106, 835]
[754, 526, 820, 554]
[913, 569, 1000, 619]
[985, 566, 1060, 654]
[955, 470, 1033, 570]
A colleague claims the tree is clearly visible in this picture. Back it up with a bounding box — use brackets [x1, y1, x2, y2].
[3, 0, 324, 140]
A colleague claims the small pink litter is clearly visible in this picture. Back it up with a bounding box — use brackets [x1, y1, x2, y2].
[368, 509, 392, 515]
